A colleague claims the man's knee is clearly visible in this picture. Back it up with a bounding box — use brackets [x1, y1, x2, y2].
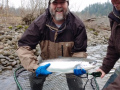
[29, 73, 46, 90]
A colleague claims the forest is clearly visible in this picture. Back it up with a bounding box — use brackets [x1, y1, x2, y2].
[81, 1, 112, 16]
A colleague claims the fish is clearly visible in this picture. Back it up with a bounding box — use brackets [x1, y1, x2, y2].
[39, 57, 97, 74]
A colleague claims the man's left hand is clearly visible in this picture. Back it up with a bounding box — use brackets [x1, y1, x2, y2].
[74, 68, 86, 76]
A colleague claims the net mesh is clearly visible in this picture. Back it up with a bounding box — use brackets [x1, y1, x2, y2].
[14, 66, 99, 90]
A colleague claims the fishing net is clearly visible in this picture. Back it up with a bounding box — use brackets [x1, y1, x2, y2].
[14, 66, 100, 90]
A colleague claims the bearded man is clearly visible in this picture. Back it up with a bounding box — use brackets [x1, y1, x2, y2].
[17, 0, 87, 90]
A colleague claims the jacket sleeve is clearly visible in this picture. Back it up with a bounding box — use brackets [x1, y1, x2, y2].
[100, 19, 119, 74]
[18, 22, 41, 49]
[16, 46, 39, 72]
[72, 26, 87, 58]
[17, 22, 41, 72]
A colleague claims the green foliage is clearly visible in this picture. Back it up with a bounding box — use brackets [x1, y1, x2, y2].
[81, 1, 112, 16]
[8, 26, 13, 30]
[93, 31, 98, 36]
[17, 25, 23, 29]
[24, 26, 29, 30]
[89, 28, 95, 31]
[104, 36, 109, 40]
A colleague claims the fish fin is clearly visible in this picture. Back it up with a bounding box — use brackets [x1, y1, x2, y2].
[74, 64, 81, 69]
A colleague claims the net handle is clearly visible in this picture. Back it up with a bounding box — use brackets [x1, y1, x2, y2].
[14, 66, 23, 90]
[93, 77, 100, 90]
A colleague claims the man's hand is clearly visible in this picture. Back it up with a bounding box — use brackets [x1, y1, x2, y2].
[74, 65, 86, 76]
[97, 68, 106, 78]
[35, 63, 52, 77]
[74, 68, 86, 76]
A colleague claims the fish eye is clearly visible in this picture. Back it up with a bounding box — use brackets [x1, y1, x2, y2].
[89, 61, 93, 64]
[89, 61, 97, 65]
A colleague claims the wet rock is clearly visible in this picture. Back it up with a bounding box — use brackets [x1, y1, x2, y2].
[0, 45, 4, 49]
[1, 60, 7, 65]
[0, 36, 4, 41]
[6, 35, 12, 40]
[6, 61, 12, 66]
[3, 51, 11, 56]
[4, 47, 10, 50]
[9, 56, 14, 59]
[3, 66, 12, 70]
[1, 59, 6, 63]
[0, 70, 2, 73]
[7, 40, 12, 45]
[8, 59, 14, 62]
[0, 67, 2, 73]
[12, 61, 17, 66]
[16, 60, 20, 64]
[0, 31, 4, 35]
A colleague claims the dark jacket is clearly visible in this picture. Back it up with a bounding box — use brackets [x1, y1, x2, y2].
[100, 8, 120, 90]
[16, 9, 87, 71]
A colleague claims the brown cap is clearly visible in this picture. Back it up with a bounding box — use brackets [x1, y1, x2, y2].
[50, 0, 69, 3]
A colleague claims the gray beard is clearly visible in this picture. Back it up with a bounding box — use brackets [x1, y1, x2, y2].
[49, 8, 69, 21]
[55, 12, 64, 21]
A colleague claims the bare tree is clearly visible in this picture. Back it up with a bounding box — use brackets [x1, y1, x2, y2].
[22, 0, 49, 25]
[6, 0, 9, 17]
[0, 0, 4, 14]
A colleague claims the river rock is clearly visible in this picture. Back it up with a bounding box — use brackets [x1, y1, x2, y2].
[9, 56, 14, 59]
[1, 59, 6, 62]
[3, 51, 11, 56]
[1, 60, 7, 65]
[0, 55, 5, 59]
[3, 66, 12, 70]
[0, 45, 4, 49]
[6, 35, 12, 40]
[0, 36, 4, 41]
[16, 60, 20, 64]
[0, 67, 2, 73]
[12, 61, 17, 66]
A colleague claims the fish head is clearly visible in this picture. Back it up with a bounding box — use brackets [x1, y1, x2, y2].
[75, 60, 97, 70]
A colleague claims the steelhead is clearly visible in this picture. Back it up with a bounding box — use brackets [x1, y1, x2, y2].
[39, 57, 97, 73]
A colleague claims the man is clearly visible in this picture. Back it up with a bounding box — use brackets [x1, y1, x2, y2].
[17, 0, 87, 90]
[97, 0, 120, 90]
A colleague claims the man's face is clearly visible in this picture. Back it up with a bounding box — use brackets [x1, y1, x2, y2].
[49, 0, 69, 21]
[111, 0, 120, 10]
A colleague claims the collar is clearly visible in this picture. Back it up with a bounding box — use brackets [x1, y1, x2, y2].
[46, 12, 70, 32]
[108, 7, 120, 24]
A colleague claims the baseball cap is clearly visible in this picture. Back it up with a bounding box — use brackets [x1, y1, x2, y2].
[50, 0, 69, 3]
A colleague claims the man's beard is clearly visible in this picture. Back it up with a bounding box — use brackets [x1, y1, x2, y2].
[50, 7, 69, 21]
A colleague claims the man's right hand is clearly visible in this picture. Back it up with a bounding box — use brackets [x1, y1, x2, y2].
[35, 63, 52, 77]
[97, 68, 106, 78]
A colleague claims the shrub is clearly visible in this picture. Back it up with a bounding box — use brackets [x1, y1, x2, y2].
[17, 25, 23, 29]
[8, 26, 12, 30]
